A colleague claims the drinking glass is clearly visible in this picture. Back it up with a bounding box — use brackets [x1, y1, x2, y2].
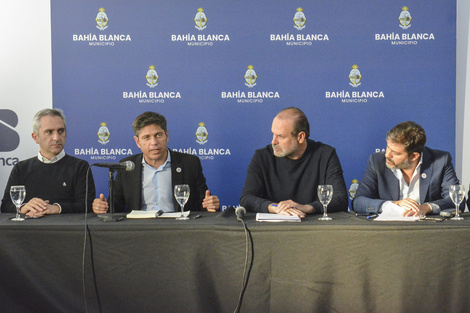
[174, 184, 190, 220]
[449, 185, 465, 220]
[318, 185, 333, 221]
[10, 185, 26, 222]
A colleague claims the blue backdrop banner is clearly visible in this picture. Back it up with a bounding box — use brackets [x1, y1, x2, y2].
[51, 0, 456, 209]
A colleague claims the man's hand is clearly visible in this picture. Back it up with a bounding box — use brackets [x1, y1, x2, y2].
[268, 200, 312, 218]
[21, 198, 62, 217]
[403, 204, 432, 217]
[394, 198, 431, 217]
[93, 194, 109, 214]
[26, 204, 61, 217]
[21, 197, 49, 215]
[202, 190, 220, 212]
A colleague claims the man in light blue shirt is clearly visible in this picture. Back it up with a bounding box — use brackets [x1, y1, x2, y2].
[141, 150, 173, 212]
[92, 111, 220, 213]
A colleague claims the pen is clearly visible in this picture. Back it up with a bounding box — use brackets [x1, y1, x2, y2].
[271, 204, 296, 209]
[367, 214, 378, 219]
[193, 214, 202, 219]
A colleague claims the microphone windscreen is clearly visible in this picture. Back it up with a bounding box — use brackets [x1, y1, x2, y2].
[125, 161, 135, 171]
[235, 206, 246, 219]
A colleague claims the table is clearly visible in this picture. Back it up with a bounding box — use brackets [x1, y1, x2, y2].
[1, 211, 470, 313]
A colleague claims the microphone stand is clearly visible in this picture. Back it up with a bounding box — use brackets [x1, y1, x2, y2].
[98, 169, 126, 222]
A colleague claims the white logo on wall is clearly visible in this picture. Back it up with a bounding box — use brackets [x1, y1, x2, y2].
[75, 121, 133, 160]
[269, 7, 329, 45]
[96, 8, 109, 31]
[220, 65, 280, 103]
[122, 65, 182, 103]
[146, 65, 159, 88]
[244, 65, 257, 88]
[72, 7, 131, 45]
[399, 6, 412, 29]
[349, 65, 362, 87]
[324, 64, 385, 103]
[293, 7, 306, 30]
[194, 8, 207, 31]
[170, 7, 230, 46]
[97, 122, 110, 145]
[195, 122, 208, 145]
[374, 6, 434, 45]
[173, 123, 231, 160]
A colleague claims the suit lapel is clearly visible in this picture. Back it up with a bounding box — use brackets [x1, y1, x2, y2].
[170, 151, 183, 210]
[419, 148, 432, 204]
[130, 154, 144, 210]
[171, 151, 183, 185]
[386, 166, 400, 200]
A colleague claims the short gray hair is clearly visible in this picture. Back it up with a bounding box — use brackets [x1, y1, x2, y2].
[32, 108, 66, 134]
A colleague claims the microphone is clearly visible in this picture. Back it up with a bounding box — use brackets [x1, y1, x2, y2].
[93, 161, 135, 171]
[235, 206, 246, 221]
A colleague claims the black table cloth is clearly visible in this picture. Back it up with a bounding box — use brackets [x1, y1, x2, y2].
[1, 211, 469, 313]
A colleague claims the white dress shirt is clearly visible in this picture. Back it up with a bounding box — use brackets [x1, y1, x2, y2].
[380, 156, 423, 213]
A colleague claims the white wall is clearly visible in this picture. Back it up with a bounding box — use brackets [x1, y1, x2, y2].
[1, 0, 469, 201]
[0, 1, 52, 194]
[457, 0, 470, 198]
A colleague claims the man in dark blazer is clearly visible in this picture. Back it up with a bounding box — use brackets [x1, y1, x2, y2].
[92, 112, 219, 214]
[353, 121, 463, 216]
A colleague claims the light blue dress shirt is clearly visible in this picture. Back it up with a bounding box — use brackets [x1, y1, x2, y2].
[141, 150, 174, 212]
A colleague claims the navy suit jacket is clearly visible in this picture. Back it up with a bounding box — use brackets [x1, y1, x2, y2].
[111, 151, 208, 213]
[352, 147, 462, 214]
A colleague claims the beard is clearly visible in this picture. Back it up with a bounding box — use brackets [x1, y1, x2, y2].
[385, 156, 413, 170]
[272, 140, 298, 158]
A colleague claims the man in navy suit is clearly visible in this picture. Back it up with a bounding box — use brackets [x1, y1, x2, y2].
[352, 121, 462, 217]
[92, 111, 219, 214]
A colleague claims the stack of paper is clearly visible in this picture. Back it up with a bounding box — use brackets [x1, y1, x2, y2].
[374, 204, 419, 222]
[256, 213, 301, 222]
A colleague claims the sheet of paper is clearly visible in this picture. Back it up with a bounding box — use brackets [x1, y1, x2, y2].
[256, 213, 301, 222]
[159, 211, 190, 218]
[374, 204, 419, 222]
[126, 210, 158, 219]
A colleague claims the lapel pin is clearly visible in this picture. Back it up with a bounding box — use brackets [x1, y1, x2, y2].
[176, 167, 182, 173]
[63, 182, 67, 186]
[421, 173, 427, 179]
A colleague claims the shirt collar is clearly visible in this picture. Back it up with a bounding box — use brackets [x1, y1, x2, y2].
[37, 149, 65, 164]
[142, 149, 171, 169]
